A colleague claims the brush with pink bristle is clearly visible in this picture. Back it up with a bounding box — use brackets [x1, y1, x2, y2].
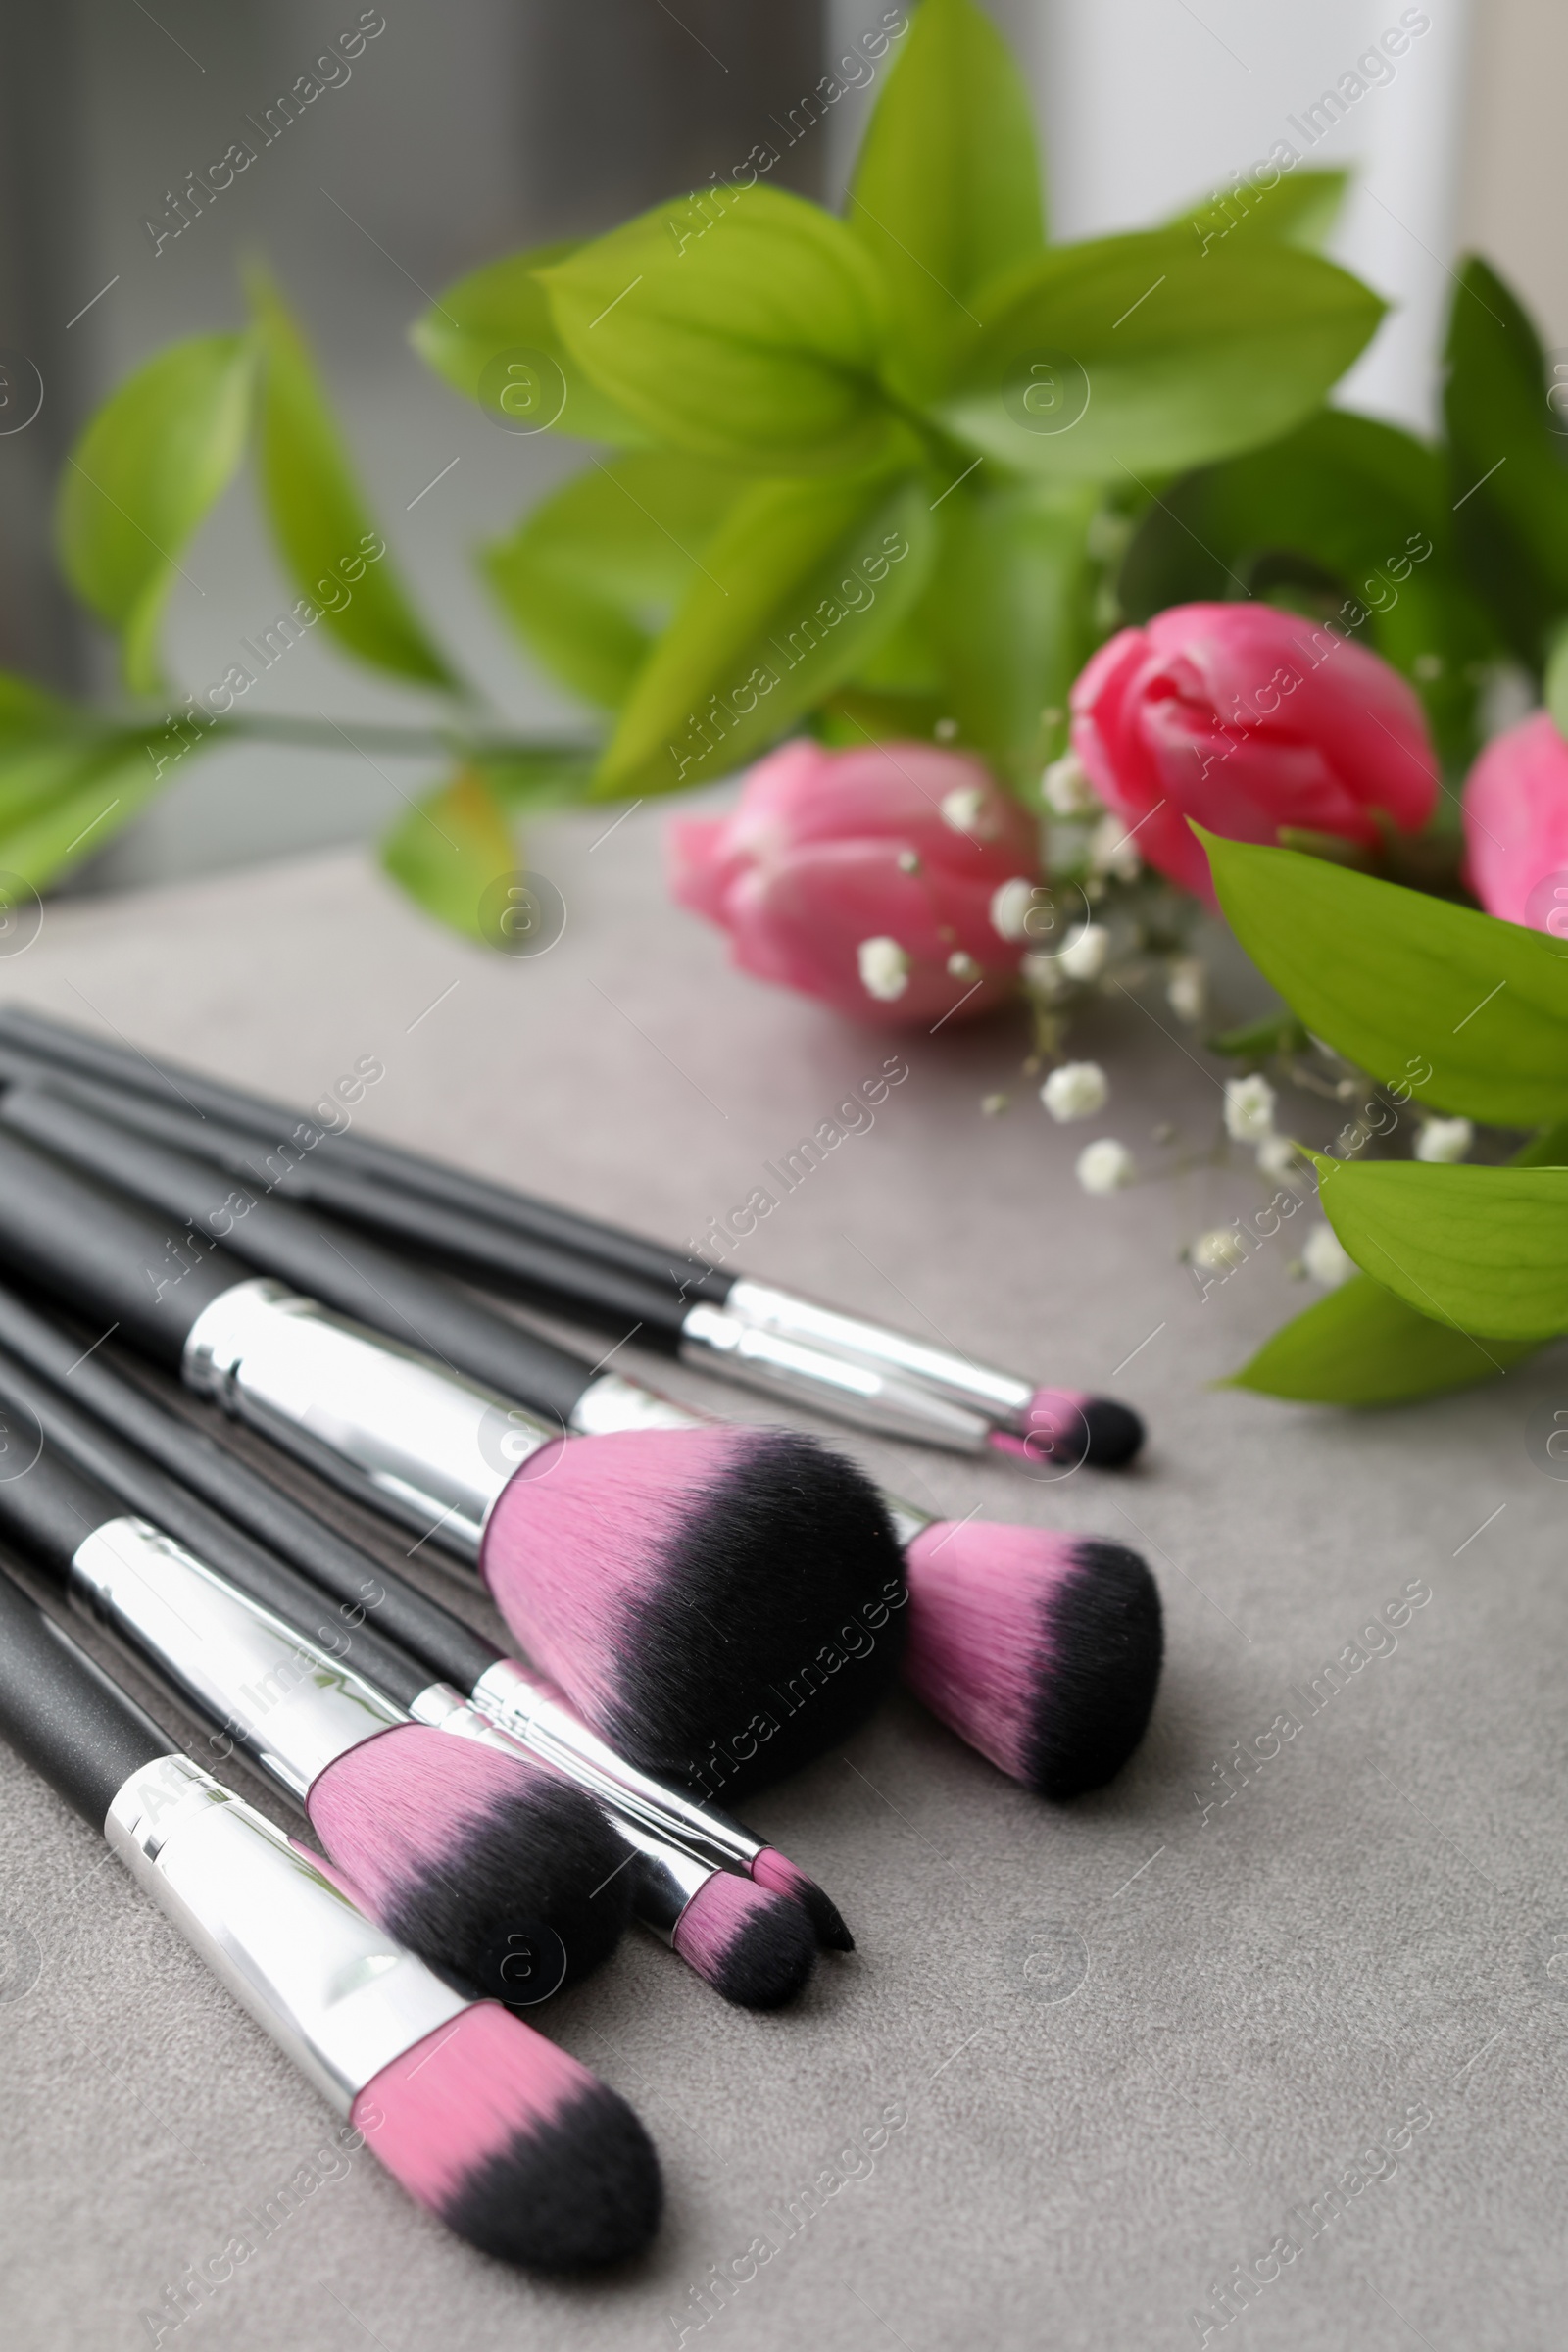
[0, 1397, 636, 2005]
[0, 1277, 853, 1986]
[0, 1564, 662, 2270]
[0, 1111, 909, 1804]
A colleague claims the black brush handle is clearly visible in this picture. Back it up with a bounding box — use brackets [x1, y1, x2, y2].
[13, 1081, 692, 1349]
[0, 1087, 599, 1425]
[0, 1004, 733, 1304]
[0, 1559, 172, 1826]
[0, 1344, 432, 1710]
[0, 1124, 243, 1366]
[0, 1280, 503, 1693]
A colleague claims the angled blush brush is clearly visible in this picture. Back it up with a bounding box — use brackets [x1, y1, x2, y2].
[0, 1106, 908, 1799]
[0, 1562, 662, 2270]
[0, 1005, 1143, 1467]
[0, 1377, 635, 2000]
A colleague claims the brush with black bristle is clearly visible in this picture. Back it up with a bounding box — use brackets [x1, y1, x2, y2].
[0, 1289, 839, 1998]
[0, 1560, 662, 2270]
[0, 1107, 907, 1800]
[0, 1377, 635, 2003]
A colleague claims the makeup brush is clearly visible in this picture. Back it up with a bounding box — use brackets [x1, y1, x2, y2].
[0, 1107, 1162, 1801]
[0, 1330, 821, 2008]
[0, 1561, 662, 2270]
[0, 1106, 908, 1798]
[0, 1266, 852, 1948]
[0, 1005, 1144, 1466]
[0, 1378, 635, 2000]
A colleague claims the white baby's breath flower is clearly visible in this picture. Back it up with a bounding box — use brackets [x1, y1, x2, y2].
[1302, 1220, 1356, 1288]
[1224, 1073, 1277, 1143]
[1043, 749, 1100, 816]
[1089, 811, 1141, 882]
[1166, 956, 1206, 1024]
[858, 936, 909, 1003]
[1076, 1137, 1136, 1195]
[940, 783, 988, 835]
[990, 876, 1038, 942]
[1193, 1227, 1248, 1273]
[1256, 1132, 1302, 1182]
[1058, 922, 1110, 982]
[1042, 1061, 1109, 1122]
[1414, 1115, 1473, 1164]
[1020, 951, 1069, 1000]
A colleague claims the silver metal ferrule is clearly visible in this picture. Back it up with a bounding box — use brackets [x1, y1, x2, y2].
[183, 1277, 557, 1559]
[720, 1278, 1035, 1429]
[469, 1656, 761, 1875]
[71, 1517, 408, 1803]
[412, 1674, 715, 1945]
[677, 1301, 994, 1450]
[107, 1753, 469, 2111]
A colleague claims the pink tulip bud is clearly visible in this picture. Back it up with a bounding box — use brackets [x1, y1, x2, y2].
[667, 739, 1042, 1025]
[1462, 711, 1568, 937]
[1069, 603, 1438, 901]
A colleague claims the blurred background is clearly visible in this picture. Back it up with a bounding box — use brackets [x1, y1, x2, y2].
[0, 0, 1554, 892]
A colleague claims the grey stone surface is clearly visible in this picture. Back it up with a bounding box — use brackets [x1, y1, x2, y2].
[0, 805, 1563, 2350]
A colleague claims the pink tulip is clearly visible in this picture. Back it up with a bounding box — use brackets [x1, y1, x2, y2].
[1462, 711, 1568, 934]
[1070, 603, 1438, 901]
[667, 739, 1042, 1026]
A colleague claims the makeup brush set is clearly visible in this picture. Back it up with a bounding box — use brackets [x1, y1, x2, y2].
[0, 1003, 1165, 2274]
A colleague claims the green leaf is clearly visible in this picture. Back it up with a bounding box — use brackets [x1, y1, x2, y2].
[412, 244, 653, 446]
[0, 727, 185, 889]
[248, 272, 455, 689]
[470, 743, 599, 816]
[380, 765, 517, 942]
[1444, 255, 1568, 666]
[923, 477, 1097, 786]
[481, 454, 739, 710]
[1207, 1012, 1311, 1059]
[937, 230, 1383, 483]
[537, 189, 898, 475]
[56, 334, 253, 695]
[1169, 169, 1349, 257]
[1228, 1271, 1539, 1404]
[1313, 1157, 1568, 1342]
[593, 469, 935, 799]
[1117, 409, 1495, 765]
[1201, 831, 1568, 1126]
[847, 0, 1043, 396]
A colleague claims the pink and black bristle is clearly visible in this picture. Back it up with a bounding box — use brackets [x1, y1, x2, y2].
[672, 1871, 818, 2009]
[308, 1728, 634, 2005]
[988, 1389, 1146, 1473]
[358, 2003, 662, 2271]
[752, 1846, 853, 1952]
[481, 1424, 908, 1799]
[902, 1522, 1163, 1796]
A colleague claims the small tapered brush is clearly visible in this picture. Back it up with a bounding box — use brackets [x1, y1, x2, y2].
[0, 1286, 842, 1992]
[0, 1562, 662, 2270]
[0, 1377, 634, 1999]
[0, 1107, 906, 1798]
[0, 1004, 1145, 1465]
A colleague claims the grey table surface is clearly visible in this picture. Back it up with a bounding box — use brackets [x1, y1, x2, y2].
[1, 805, 1564, 2352]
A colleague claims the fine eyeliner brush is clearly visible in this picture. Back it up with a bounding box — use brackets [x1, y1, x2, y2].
[0, 1340, 817, 2010]
[0, 1368, 635, 2001]
[0, 1006, 1143, 1467]
[0, 1561, 662, 2271]
[0, 1104, 908, 1799]
[0, 1103, 1162, 1801]
[0, 1273, 852, 1965]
